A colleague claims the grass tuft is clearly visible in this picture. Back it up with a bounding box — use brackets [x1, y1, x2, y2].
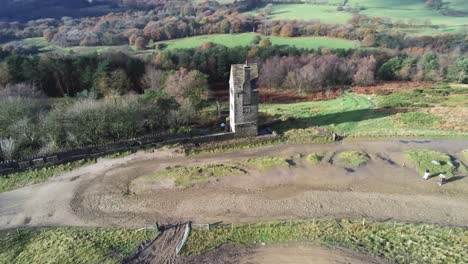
[306, 153, 323, 165]
[405, 149, 456, 177]
[246, 156, 289, 171]
[334, 151, 369, 168]
[137, 164, 245, 188]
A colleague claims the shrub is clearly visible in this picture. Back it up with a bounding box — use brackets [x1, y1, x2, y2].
[45, 97, 140, 148]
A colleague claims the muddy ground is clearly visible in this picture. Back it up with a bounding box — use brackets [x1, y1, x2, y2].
[178, 243, 387, 264]
[1, 139, 467, 230]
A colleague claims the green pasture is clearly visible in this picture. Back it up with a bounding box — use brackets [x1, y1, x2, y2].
[260, 89, 468, 139]
[245, 4, 353, 24]
[8, 37, 153, 56]
[155, 33, 357, 50]
[244, 1, 468, 34]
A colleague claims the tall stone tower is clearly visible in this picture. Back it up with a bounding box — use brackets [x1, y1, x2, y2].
[229, 62, 259, 136]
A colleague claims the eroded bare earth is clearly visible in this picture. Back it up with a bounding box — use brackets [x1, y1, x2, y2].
[1, 139, 468, 230]
[178, 244, 387, 264]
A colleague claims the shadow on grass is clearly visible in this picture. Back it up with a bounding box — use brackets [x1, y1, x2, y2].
[447, 176, 465, 183]
[266, 108, 397, 133]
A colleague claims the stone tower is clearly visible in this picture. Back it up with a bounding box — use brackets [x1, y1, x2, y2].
[229, 62, 259, 136]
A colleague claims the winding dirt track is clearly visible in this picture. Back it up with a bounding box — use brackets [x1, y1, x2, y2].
[1, 139, 468, 230]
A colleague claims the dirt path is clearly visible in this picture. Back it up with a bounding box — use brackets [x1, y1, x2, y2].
[1, 139, 467, 230]
[125, 223, 188, 264]
[178, 244, 387, 264]
[241, 245, 385, 264]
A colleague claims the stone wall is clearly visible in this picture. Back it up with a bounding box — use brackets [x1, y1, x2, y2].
[0, 132, 235, 176]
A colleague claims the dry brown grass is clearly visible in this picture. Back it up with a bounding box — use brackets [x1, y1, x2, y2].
[421, 107, 468, 132]
[352, 81, 432, 95]
[259, 88, 341, 104]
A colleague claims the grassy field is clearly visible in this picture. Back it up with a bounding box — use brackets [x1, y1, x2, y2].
[8, 37, 153, 56]
[354, 0, 468, 27]
[15, 34, 357, 55]
[184, 220, 468, 264]
[0, 227, 156, 264]
[244, 1, 468, 34]
[0, 160, 93, 193]
[260, 87, 468, 139]
[2, 221, 467, 264]
[245, 4, 353, 24]
[155, 33, 358, 50]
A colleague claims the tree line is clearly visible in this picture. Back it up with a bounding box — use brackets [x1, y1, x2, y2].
[1, 44, 467, 98]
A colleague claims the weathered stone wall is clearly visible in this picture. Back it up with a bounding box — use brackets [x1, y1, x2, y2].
[229, 63, 259, 136]
[0, 132, 235, 176]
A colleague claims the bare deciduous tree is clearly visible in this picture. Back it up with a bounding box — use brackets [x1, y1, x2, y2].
[164, 68, 208, 108]
[0, 137, 16, 160]
[142, 65, 164, 90]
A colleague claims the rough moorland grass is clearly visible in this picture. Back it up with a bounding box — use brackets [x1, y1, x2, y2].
[283, 127, 334, 143]
[0, 160, 93, 193]
[155, 33, 357, 50]
[306, 153, 323, 165]
[394, 112, 439, 128]
[261, 92, 468, 139]
[376, 87, 468, 108]
[405, 149, 457, 177]
[334, 151, 369, 168]
[187, 128, 334, 156]
[183, 220, 468, 264]
[246, 156, 289, 171]
[0, 227, 156, 264]
[138, 164, 246, 188]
